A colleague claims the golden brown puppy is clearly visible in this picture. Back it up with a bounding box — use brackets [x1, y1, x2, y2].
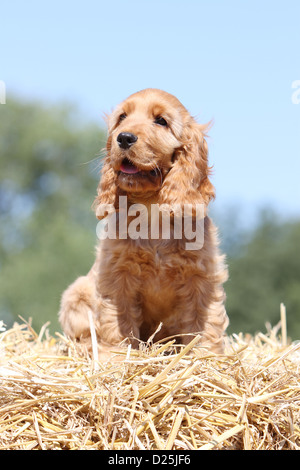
[59, 89, 228, 360]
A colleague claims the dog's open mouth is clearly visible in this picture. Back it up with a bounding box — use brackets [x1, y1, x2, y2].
[119, 158, 159, 177]
[120, 158, 140, 175]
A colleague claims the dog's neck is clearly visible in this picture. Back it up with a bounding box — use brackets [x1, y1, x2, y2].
[125, 190, 161, 208]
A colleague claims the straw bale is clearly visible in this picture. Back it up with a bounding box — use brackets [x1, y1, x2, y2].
[0, 314, 300, 450]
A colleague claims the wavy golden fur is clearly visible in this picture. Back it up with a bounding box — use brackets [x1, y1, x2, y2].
[59, 89, 228, 360]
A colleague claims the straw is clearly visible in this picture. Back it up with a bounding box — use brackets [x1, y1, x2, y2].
[0, 312, 300, 450]
[280, 303, 287, 347]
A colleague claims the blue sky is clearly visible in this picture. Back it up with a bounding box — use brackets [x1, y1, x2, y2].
[1, 0, 300, 222]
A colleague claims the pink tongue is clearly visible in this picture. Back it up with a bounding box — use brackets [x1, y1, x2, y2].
[120, 160, 140, 174]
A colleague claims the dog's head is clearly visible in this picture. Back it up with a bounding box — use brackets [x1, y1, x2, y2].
[94, 88, 215, 217]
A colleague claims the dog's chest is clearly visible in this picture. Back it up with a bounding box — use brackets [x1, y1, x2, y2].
[99, 238, 198, 318]
[136, 242, 187, 318]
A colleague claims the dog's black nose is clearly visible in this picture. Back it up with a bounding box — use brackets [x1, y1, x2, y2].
[117, 132, 138, 149]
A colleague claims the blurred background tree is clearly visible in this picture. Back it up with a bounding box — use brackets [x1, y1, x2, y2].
[223, 210, 300, 339]
[0, 97, 105, 332]
[0, 98, 299, 339]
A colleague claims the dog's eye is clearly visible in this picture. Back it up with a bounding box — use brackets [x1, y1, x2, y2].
[118, 113, 127, 123]
[154, 116, 168, 127]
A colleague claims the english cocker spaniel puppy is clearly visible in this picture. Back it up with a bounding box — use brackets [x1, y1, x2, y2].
[59, 88, 228, 360]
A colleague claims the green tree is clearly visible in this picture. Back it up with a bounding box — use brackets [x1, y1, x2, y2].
[0, 98, 105, 332]
[224, 210, 300, 340]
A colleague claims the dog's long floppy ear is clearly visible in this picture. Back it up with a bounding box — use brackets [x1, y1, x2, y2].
[93, 113, 123, 220]
[158, 120, 215, 209]
[93, 158, 120, 220]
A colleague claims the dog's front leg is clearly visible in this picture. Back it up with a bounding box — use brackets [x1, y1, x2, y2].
[96, 295, 142, 361]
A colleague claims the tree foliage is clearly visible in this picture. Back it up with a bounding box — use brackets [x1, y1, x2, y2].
[224, 211, 300, 339]
[0, 98, 105, 331]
